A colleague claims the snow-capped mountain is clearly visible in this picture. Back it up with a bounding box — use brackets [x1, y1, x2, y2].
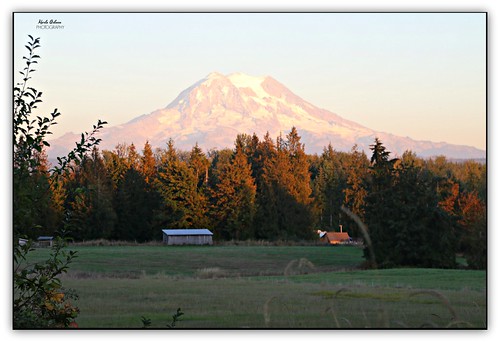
[47, 72, 485, 159]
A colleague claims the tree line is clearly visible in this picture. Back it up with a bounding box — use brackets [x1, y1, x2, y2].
[17, 127, 486, 269]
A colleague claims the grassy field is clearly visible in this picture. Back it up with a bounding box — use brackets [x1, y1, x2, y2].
[23, 245, 486, 329]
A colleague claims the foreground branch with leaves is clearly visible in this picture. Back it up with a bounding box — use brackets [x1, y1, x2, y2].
[13, 35, 106, 328]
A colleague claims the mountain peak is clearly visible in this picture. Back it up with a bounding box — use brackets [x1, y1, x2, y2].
[205, 71, 226, 79]
[227, 72, 267, 99]
[47, 72, 486, 160]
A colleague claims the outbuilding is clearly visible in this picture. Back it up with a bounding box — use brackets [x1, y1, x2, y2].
[37, 236, 54, 247]
[162, 229, 213, 246]
[322, 232, 352, 245]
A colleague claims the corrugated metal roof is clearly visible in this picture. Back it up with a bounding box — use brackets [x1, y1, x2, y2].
[37, 236, 54, 240]
[162, 229, 213, 236]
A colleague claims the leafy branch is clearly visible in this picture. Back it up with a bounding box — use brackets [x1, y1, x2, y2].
[14, 35, 107, 328]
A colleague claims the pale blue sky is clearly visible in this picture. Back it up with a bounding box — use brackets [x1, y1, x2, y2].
[13, 12, 486, 150]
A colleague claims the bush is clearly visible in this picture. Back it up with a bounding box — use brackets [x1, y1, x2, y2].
[14, 237, 79, 328]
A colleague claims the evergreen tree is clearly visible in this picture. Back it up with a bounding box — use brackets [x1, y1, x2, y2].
[313, 144, 345, 231]
[364, 140, 456, 268]
[140, 141, 157, 184]
[14, 147, 61, 237]
[342, 145, 369, 238]
[126, 143, 141, 171]
[285, 127, 313, 205]
[253, 133, 280, 239]
[154, 139, 209, 229]
[102, 147, 128, 191]
[65, 148, 116, 240]
[254, 128, 315, 240]
[211, 139, 257, 240]
[391, 160, 456, 268]
[247, 133, 262, 180]
[364, 138, 399, 267]
[188, 143, 210, 187]
[113, 168, 161, 242]
[457, 191, 486, 269]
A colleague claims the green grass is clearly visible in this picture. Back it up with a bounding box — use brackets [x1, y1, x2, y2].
[25, 245, 364, 277]
[280, 268, 486, 291]
[23, 245, 486, 329]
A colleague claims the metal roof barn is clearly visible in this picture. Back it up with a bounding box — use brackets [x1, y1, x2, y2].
[162, 229, 213, 245]
[37, 236, 54, 247]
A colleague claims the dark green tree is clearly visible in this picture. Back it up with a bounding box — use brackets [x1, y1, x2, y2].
[313, 144, 346, 231]
[364, 140, 456, 268]
[113, 168, 161, 242]
[390, 159, 456, 268]
[65, 148, 116, 240]
[154, 139, 209, 228]
[364, 139, 400, 267]
[14, 147, 62, 238]
[342, 145, 369, 238]
[252, 133, 280, 239]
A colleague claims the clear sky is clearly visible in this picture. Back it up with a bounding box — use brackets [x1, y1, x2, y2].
[13, 12, 486, 150]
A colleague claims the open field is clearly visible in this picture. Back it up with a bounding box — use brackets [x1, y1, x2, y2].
[23, 245, 486, 329]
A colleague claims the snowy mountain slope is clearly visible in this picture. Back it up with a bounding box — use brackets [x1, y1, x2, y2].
[47, 72, 485, 159]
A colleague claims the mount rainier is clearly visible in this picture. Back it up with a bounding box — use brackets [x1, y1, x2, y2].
[47, 72, 485, 159]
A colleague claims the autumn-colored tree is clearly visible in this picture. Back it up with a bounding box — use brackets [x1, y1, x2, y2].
[457, 191, 486, 269]
[254, 128, 315, 240]
[140, 141, 157, 184]
[188, 143, 210, 187]
[211, 139, 257, 240]
[285, 127, 313, 204]
[126, 143, 141, 171]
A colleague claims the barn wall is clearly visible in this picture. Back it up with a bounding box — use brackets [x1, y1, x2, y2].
[163, 234, 213, 245]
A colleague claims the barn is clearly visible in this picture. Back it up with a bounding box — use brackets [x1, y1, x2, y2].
[162, 229, 213, 246]
[37, 236, 54, 247]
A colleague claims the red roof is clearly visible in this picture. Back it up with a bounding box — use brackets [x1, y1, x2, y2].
[324, 232, 350, 244]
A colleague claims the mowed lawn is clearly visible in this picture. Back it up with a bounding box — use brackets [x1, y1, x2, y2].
[24, 245, 486, 329]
